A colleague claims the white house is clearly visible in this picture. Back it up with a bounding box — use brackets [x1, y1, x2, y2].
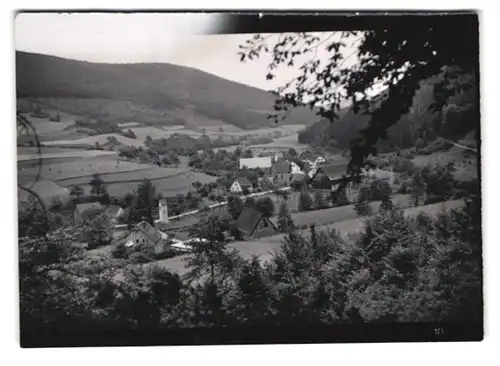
[314, 156, 326, 165]
[230, 177, 253, 193]
[239, 157, 272, 170]
[290, 161, 303, 174]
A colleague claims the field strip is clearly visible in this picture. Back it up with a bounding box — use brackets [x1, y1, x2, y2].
[56, 166, 154, 182]
[97, 169, 189, 185]
[18, 150, 117, 161]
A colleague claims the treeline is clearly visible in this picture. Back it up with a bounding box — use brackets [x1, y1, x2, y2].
[19, 191, 481, 341]
[298, 70, 478, 153]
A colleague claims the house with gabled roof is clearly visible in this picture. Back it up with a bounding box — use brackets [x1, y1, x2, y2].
[271, 160, 292, 186]
[124, 220, 169, 255]
[74, 202, 123, 224]
[309, 167, 333, 189]
[230, 176, 253, 194]
[236, 207, 278, 240]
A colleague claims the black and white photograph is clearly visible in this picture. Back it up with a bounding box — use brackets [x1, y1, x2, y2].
[14, 11, 482, 347]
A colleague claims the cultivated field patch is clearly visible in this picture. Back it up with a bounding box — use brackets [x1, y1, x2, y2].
[43, 133, 143, 147]
[69, 170, 218, 197]
[19, 155, 150, 182]
[58, 166, 189, 187]
[18, 179, 71, 205]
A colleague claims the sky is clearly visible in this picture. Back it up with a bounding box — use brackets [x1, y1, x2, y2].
[15, 13, 362, 94]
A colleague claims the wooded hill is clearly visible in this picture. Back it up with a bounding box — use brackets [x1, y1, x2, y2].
[16, 51, 318, 130]
[298, 71, 478, 153]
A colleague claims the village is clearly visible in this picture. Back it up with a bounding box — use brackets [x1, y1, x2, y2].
[70, 149, 386, 264]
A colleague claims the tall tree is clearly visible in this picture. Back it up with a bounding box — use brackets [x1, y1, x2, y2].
[186, 213, 237, 285]
[298, 192, 313, 212]
[238, 16, 479, 180]
[256, 196, 275, 218]
[277, 202, 295, 233]
[69, 185, 84, 201]
[89, 173, 107, 198]
[410, 171, 427, 206]
[130, 179, 157, 226]
[227, 195, 244, 220]
[314, 191, 327, 209]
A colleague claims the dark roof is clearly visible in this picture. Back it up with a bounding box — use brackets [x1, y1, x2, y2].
[235, 176, 253, 186]
[290, 173, 308, 184]
[134, 220, 163, 243]
[322, 164, 348, 179]
[272, 161, 291, 175]
[237, 207, 264, 235]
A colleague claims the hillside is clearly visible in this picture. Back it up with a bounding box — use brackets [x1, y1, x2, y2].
[298, 71, 478, 153]
[16, 51, 318, 130]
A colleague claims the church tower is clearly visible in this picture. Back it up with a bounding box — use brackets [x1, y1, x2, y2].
[159, 198, 169, 223]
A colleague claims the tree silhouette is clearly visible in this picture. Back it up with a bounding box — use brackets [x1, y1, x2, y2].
[238, 17, 478, 179]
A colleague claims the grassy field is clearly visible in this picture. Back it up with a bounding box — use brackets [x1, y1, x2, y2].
[68, 170, 218, 197]
[412, 147, 478, 181]
[18, 155, 151, 183]
[42, 133, 143, 148]
[18, 180, 71, 205]
[58, 166, 189, 186]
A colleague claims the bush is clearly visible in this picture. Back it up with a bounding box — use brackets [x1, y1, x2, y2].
[355, 185, 373, 216]
[153, 247, 178, 260]
[129, 251, 154, 264]
[424, 194, 445, 205]
[369, 179, 392, 202]
[298, 192, 313, 211]
[112, 243, 129, 259]
[256, 196, 275, 217]
[49, 114, 61, 122]
[314, 191, 328, 209]
[392, 157, 417, 176]
[415, 138, 425, 149]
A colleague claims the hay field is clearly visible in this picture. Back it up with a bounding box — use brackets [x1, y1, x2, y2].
[18, 155, 151, 182]
[18, 180, 71, 205]
[412, 148, 478, 182]
[68, 170, 218, 198]
[42, 133, 143, 147]
[58, 166, 189, 187]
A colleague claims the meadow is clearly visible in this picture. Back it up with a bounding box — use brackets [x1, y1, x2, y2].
[71, 170, 218, 198]
[412, 146, 478, 181]
[58, 166, 189, 187]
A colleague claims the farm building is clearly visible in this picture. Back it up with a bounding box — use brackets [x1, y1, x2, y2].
[309, 167, 333, 190]
[239, 157, 272, 170]
[322, 163, 349, 180]
[236, 207, 278, 240]
[271, 161, 292, 187]
[74, 202, 122, 224]
[230, 177, 253, 194]
[290, 173, 309, 191]
[124, 220, 169, 254]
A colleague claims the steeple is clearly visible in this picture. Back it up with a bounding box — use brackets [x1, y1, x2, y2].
[159, 198, 169, 223]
